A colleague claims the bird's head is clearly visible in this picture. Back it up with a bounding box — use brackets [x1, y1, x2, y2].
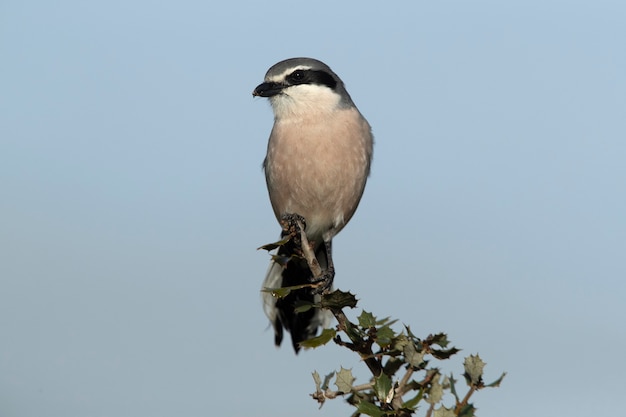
[253, 57, 354, 119]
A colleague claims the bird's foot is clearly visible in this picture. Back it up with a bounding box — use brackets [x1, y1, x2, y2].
[311, 265, 335, 295]
[280, 213, 306, 236]
[279, 213, 307, 250]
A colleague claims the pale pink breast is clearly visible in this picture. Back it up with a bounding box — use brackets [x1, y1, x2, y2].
[265, 108, 373, 241]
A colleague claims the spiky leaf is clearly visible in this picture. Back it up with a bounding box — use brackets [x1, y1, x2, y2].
[335, 367, 355, 394]
[393, 333, 410, 353]
[429, 333, 450, 348]
[431, 346, 460, 360]
[404, 341, 425, 368]
[434, 405, 457, 417]
[464, 355, 485, 386]
[426, 374, 443, 405]
[358, 310, 376, 328]
[373, 373, 393, 404]
[321, 289, 358, 309]
[376, 325, 396, 348]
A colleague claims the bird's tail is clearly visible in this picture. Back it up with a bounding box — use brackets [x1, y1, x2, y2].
[262, 239, 331, 352]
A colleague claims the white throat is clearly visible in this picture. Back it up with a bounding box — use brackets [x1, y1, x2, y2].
[269, 84, 342, 120]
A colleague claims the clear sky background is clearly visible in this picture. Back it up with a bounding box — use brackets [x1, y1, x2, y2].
[1, 1, 625, 416]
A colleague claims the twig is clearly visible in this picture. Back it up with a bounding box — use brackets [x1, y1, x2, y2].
[296, 220, 383, 377]
[295, 220, 322, 276]
[425, 403, 435, 417]
[456, 386, 477, 413]
[396, 367, 414, 397]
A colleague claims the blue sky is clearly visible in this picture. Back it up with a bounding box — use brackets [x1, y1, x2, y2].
[1, 1, 625, 416]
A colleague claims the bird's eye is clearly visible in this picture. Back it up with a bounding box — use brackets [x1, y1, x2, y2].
[287, 70, 306, 84]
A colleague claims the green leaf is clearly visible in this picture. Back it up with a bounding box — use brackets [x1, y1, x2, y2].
[404, 341, 425, 368]
[430, 346, 460, 360]
[320, 289, 358, 309]
[376, 316, 397, 327]
[373, 373, 393, 404]
[261, 283, 313, 299]
[434, 405, 457, 417]
[463, 354, 485, 386]
[342, 318, 365, 342]
[405, 325, 418, 341]
[401, 388, 424, 410]
[334, 367, 355, 394]
[393, 333, 410, 353]
[357, 401, 384, 417]
[261, 286, 292, 298]
[448, 373, 459, 402]
[382, 356, 404, 377]
[358, 310, 376, 328]
[294, 300, 314, 313]
[429, 333, 450, 348]
[257, 234, 294, 251]
[457, 403, 476, 417]
[376, 325, 396, 348]
[485, 372, 507, 388]
[299, 328, 337, 349]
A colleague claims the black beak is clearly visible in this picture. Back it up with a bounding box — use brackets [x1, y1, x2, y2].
[252, 81, 284, 97]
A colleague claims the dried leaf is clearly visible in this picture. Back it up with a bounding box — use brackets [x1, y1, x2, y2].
[312, 371, 321, 392]
[334, 367, 355, 394]
[426, 373, 443, 405]
[434, 405, 456, 417]
[404, 341, 425, 368]
[464, 354, 485, 386]
[321, 371, 335, 390]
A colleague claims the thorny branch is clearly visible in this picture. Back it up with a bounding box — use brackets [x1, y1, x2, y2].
[266, 215, 505, 416]
[295, 220, 383, 377]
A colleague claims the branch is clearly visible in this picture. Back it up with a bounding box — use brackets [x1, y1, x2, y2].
[296, 220, 383, 377]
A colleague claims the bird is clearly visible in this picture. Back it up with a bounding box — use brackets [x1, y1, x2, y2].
[253, 57, 374, 352]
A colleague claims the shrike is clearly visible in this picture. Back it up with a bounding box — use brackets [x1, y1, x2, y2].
[253, 57, 373, 352]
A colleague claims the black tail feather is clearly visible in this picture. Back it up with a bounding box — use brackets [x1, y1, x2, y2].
[273, 239, 328, 353]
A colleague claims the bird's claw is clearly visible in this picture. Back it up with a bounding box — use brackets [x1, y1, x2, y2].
[311, 266, 335, 295]
[280, 213, 307, 236]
